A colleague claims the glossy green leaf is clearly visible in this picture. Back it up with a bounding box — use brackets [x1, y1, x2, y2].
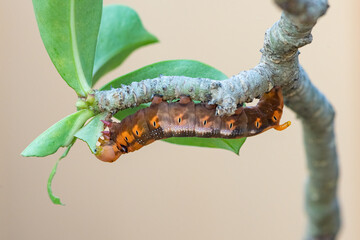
[33, 0, 103, 96]
[21, 110, 94, 157]
[75, 112, 108, 153]
[100, 60, 228, 90]
[113, 104, 150, 121]
[162, 137, 246, 155]
[92, 5, 158, 85]
[47, 140, 74, 205]
[101, 60, 246, 154]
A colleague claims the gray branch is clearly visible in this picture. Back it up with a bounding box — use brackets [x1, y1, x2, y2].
[94, 0, 339, 238]
[94, 64, 273, 116]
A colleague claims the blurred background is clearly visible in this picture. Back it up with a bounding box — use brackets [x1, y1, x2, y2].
[1, 0, 359, 239]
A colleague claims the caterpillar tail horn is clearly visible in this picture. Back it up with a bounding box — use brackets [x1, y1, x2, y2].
[274, 121, 291, 131]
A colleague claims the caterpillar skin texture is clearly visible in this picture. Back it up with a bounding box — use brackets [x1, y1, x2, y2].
[95, 87, 291, 162]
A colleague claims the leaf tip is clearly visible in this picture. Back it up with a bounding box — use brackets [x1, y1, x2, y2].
[20, 149, 30, 157]
[20, 145, 43, 157]
[150, 34, 159, 44]
[50, 196, 65, 206]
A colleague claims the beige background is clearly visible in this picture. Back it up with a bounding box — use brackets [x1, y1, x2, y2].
[1, 0, 359, 239]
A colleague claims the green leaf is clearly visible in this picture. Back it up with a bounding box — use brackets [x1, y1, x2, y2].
[47, 140, 74, 205]
[33, 0, 103, 96]
[100, 60, 229, 90]
[75, 112, 108, 153]
[92, 5, 158, 85]
[162, 137, 246, 155]
[113, 104, 150, 121]
[101, 60, 246, 154]
[22, 110, 94, 157]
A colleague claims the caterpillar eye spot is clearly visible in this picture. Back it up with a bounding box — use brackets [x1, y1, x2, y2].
[203, 120, 207, 125]
[254, 118, 262, 129]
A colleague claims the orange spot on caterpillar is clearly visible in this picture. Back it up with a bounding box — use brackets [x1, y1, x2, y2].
[272, 111, 281, 122]
[199, 116, 210, 126]
[120, 131, 135, 144]
[227, 119, 235, 129]
[255, 118, 261, 129]
[176, 114, 184, 124]
[173, 113, 184, 125]
[132, 124, 142, 137]
[149, 116, 159, 128]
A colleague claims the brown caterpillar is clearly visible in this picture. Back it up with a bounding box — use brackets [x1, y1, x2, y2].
[95, 86, 291, 162]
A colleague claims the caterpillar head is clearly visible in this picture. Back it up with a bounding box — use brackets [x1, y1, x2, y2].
[95, 140, 121, 163]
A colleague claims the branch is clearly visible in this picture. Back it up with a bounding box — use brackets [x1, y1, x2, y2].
[94, 64, 274, 116]
[94, 0, 339, 239]
[287, 67, 339, 240]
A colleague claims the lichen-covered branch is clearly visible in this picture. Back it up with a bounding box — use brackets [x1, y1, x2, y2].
[94, 63, 274, 116]
[94, 0, 339, 239]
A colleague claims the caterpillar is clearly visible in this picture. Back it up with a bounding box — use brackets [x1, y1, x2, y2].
[95, 86, 291, 162]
